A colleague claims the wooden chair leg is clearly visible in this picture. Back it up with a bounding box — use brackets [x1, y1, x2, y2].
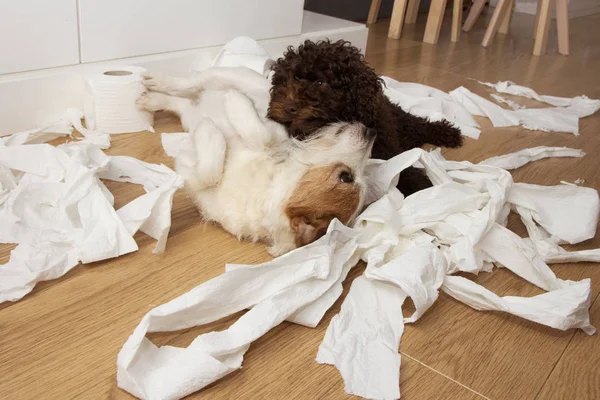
[555, 0, 569, 55]
[424, 0, 448, 44]
[367, 0, 383, 24]
[533, 0, 554, 55]
[388, 0, 410, 39]
[533, 0, 542, 37]
[451, 0, 463, 42]
[405, 0, 423, 24]
[463, 0, 486, 32]
[481, 0, 513, 47]
[499, 0, 514, 34]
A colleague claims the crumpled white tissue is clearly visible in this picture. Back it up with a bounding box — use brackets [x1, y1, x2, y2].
[1, 108, 110, 149]
[0, 139, 183, 302]
[210, 36, 274, 77]
[117, 142, 599, 400]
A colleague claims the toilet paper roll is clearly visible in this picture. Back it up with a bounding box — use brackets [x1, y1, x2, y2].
[84, 66, 154, 134]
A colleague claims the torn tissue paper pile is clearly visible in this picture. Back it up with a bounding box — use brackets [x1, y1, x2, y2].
[0, 119, 183, 302]
[117, 143, 600, 400]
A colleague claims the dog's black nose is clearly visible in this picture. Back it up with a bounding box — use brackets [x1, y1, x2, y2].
[365, 128, 376, 139]
[285, 103, 298, 114]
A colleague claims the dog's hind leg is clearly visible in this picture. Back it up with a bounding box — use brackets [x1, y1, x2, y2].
[142, 68, 270, 112]
[223, 90, 281, 150]
[176, 118, 227, 192]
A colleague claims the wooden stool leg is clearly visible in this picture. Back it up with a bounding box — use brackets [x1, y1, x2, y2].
[388, 0, 410, 38]
[533, 0, 542, 37]
[451, 0, 463, 42]
[556, 0, 569, 55]
[424, 0, 448, 44]
[405, 0, 423, 24]
[533, 0, 553, 55]
[481, 0, 513, 47]
[367, 0, 383, 24]
[463, 0, 486, 32]
[499, 0, 515, 34]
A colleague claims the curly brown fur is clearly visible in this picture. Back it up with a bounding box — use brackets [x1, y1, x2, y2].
[268, 39, 463, 196]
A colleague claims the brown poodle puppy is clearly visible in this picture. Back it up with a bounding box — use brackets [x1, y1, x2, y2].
[267, 39, 463, 196]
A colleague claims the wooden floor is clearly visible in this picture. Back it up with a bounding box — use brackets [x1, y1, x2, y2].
[2, 10, 600, 400]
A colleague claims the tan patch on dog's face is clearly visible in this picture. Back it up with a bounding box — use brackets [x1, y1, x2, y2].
[285, 163, 362, 247]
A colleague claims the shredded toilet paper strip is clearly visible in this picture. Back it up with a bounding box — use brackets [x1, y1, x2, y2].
[316, 276, 406, 400]
[478, 80, 600, 118]
[479, 146, 585, 170]
[117, 221, 362, 400]
[490, 93, 524, 110]
[449, 86, 585, 135]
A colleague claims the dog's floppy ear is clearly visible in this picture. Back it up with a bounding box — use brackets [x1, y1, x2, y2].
[287, 208, 333, 247]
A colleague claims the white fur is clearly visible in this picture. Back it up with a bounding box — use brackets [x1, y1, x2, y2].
[139, 68, 372, 256]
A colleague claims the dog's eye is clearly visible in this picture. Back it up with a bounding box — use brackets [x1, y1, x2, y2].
[339, 171, 354, 184]
[315, 80, 324, 85]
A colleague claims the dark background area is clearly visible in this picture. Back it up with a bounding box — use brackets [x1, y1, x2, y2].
[304, 0, 431, 22]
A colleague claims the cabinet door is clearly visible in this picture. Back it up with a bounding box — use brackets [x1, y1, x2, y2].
[78, 0, 305, 63]
[0, 0, 79, 74]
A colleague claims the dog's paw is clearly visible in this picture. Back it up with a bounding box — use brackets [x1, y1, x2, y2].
[141, 72, 174, 92]
[135, 92, 151, 110]
[136, 92, 165, 112]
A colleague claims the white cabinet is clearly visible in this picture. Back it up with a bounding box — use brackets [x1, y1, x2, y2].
[78, 0, 305, 63]
[0, 0, 79, 74]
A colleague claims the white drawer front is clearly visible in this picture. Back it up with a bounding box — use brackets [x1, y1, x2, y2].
[0, 0, 79, 74]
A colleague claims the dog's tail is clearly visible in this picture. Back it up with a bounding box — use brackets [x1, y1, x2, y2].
[420, 118, 464, 149]
[387, 98, 464, 149]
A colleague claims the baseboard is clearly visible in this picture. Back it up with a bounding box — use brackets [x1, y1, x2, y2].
[0, 11, 368, 134]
